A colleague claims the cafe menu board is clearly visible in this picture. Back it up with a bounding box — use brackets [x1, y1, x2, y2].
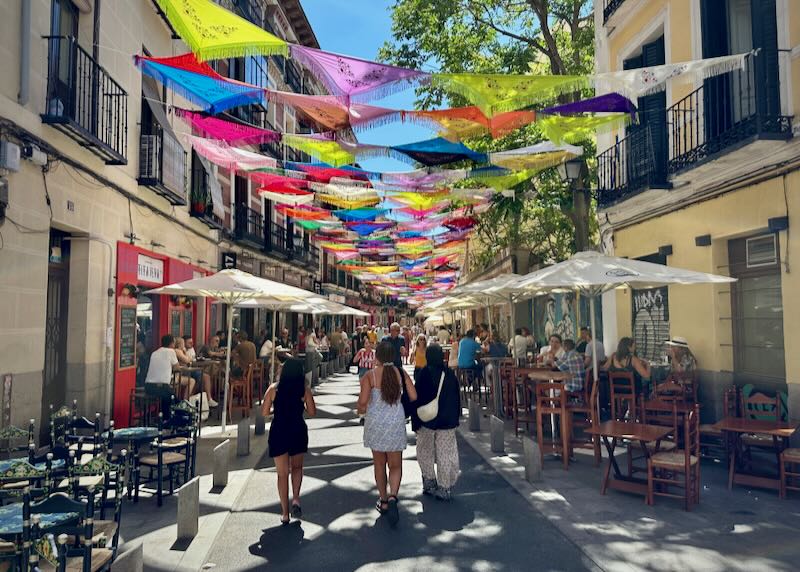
[171, 311, 182, 338]
[118, 306, 137, 370]
[183, 310, 193, 339]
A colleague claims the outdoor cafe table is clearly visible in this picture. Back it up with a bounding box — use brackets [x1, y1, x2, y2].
[102, 427, 159, 502]
[0, 504, 79, 537]
[586, 421, 672, 497]
[713, 417, 798, 493]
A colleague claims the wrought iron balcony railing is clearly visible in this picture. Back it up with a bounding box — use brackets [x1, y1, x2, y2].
[596, 125, 666, 207]
[603, 0, 627, 24]
[189, 161, 224, 229]
[41, 36, 128, 164]
[668, 53, 791, 175]
[138, 128, 187, 205]
[234, 203, 266, 249]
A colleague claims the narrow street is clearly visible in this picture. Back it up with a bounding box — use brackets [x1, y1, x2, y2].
[204, 369, 595, 571]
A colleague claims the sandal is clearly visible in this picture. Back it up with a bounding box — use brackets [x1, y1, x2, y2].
[387, 495, 399, 526]
[291, 503, 302, 519]
[375, 498, 389, 514]
[280, 515, 290, 526]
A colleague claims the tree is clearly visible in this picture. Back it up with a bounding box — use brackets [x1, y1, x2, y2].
[380, 0, 596, 267]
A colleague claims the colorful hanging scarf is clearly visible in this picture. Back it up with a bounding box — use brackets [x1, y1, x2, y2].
[403, 106, 537, 140]
[489, 141, 583, 171]
[392, 137, 486, 167]
[174, 108, 280, 145]
[289, 164, 370, 183]
[282, 135, 355, 167]
[267, 91, 398, 132]
[189, 136, 277, 170]
[135, 54, 264, 114]
[333, 208, 385, 222]
[317, 194, 379, 209]
[258, 190, 315, 206]
[276, 205, 332, 220]
[589, 52, 750, 99]
[345, 221, 395, 236]
[471, 168, 536, 191]
[541, 93, 636, 116]
[311, 182, 378, 203]
[430, 73, 589, 116]
[153, 0, 287, 61]
[289, 45, 428, 102]
[538, 114, 630, 144]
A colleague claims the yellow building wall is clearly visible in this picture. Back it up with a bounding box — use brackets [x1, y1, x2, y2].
[612, 170, 800, 386]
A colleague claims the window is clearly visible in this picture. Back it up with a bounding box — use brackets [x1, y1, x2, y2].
[728, 233, 785, 382]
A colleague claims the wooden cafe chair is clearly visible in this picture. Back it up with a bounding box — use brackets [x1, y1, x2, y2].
[567, 369, 601, 466]
[608, 371, 637, 421]
[228, 363, 254, 421]
[535, 381, 571, 470]
[647, 403, 701, 511]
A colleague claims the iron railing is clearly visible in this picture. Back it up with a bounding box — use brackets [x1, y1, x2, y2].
[668, 54, 792, 174]
[41, 36, 127, 164]
[189, 160, 224, 229]
[234, 204, 266, 248]
[138, 129, 187, 205]
[596, 125, 664, 207]
[603, 0, 627, 24]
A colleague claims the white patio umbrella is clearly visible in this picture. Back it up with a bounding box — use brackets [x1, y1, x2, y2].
[514, 250, 736, 404]
[146, 269, 313, 430]
[448, 273, 528, 345]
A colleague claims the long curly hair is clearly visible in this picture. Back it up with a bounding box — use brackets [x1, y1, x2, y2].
[375, 341, 401, 404]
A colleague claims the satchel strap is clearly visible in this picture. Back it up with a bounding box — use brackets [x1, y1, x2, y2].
[434, 371, 445, 399]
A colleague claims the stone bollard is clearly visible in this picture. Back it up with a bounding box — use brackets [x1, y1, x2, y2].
[490, 415, 504, 454]
[177, 477, 200, 542]
[522, 436, 543, 482]
[468, 399, 481, 432]
[213, 439, 230, 489]
[110, 541, 143, 572]
[254, 407, 266, 436]
[237, 417, 250, 457]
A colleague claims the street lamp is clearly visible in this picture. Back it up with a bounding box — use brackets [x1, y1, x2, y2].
[557, 157, 591, 252]
[557, 157, 585, 182]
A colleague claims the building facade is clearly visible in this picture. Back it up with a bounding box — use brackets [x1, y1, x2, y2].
[0, 0, 324, 428]
[594, 0, 800, 421]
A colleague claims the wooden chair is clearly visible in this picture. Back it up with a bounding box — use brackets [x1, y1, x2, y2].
[608, 371, 637, 421]
[0, 421, 35, 461]
[633, 396, 680, 477]
[653, 379, 688, 404]
[498, 359, 516, 417]
[511, 368, 535, 437]
[740, 389, 782, 453]
[647, 404, 701, 511]
[567, 370, 601, 466]
[535, 381, 571, 470]
[667, 371, 698, 403]
[699, 385, 739, 460]
[779, 448, 800, 499]
[228, 363, 254, 421]
[137, 413, 191, 507]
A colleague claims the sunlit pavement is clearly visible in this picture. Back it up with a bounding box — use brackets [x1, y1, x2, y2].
[201, 369, 594, 571]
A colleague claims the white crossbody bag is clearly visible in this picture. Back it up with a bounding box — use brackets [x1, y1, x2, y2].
[417, 372, 445, 422]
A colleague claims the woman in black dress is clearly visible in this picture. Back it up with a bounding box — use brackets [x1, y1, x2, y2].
[261, 358, 317, 524]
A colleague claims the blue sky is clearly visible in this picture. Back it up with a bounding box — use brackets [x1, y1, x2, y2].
[299, 0, 432, 171]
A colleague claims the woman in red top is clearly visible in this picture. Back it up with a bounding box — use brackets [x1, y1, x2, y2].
[353, 339, 375, 379]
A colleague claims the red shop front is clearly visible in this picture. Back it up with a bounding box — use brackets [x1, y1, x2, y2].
[113, 242, 211, 426]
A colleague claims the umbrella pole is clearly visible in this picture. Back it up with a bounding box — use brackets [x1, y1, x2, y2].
[590, 295, 601, 463]
[221, 305, 234, 432]
[270, 309, 277, 388]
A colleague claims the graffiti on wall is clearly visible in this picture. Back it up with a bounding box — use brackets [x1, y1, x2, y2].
[631, 287, 670, 361]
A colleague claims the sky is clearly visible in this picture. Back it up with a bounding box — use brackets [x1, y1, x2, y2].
[299, 0, 433, 172]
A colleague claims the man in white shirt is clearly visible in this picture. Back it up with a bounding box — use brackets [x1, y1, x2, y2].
[437, 327, 450, 346]
[508, 328, 528, 364]
[145, 334, 180, 417]
[581, 329, 606, 369]
[183, 336, 197, 363]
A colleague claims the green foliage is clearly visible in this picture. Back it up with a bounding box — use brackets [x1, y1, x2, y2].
[380, 0, 598, 269]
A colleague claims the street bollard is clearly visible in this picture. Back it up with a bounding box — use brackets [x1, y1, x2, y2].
[490, 415, 504, 454]
[177, 477, 200, 542]
[523, 436, 543, 482]
[110, 541, 143, 572]
[213, 439, 230, 489]
[237, 417, 250, 457]
[254, 407, 266, 436]
[468, 399, 481, 432]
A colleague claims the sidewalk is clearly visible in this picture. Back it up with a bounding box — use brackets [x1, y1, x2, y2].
[459, 404, 800, 572]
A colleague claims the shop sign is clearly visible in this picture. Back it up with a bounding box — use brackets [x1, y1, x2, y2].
[221, 252, 237, 269]
[238, 255, 256, 274]
[285, 273, 303, 287]
[137, 255, 164, 284]
[261, 263, 282, 281]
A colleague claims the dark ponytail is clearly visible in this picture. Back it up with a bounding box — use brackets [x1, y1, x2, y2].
[376, 341, 401, 404]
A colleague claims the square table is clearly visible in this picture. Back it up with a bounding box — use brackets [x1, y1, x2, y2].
[586, 421, 672, 497]
[713, 417, 798, 493]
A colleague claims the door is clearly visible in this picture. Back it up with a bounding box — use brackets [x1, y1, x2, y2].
[42, 230, 70, 435]
[48, 0, 79, 116]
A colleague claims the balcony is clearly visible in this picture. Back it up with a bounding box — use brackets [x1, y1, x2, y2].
[234, 204, 266, 249]
[668, 59, 792, 175]
[216, 0, 267, 26]
[41, 36, 127, 164]
[603, 0, 627, 24]
[138, 128, 187, 205]
[189, 160, 224, 230]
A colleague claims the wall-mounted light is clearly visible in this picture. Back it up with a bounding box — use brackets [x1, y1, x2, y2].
[695, 234, 712, 247]
[178, 254, 191, 261]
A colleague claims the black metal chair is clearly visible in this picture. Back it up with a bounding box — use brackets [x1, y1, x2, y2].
[136, 413, 192, 506]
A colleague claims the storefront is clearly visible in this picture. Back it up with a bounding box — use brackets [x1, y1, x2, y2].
[113, 242, 211, 426]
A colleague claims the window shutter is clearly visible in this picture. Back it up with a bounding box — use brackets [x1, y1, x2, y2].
[751, 0, 780, 117]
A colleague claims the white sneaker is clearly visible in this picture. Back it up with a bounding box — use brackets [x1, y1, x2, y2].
[208, 398, 219, 407]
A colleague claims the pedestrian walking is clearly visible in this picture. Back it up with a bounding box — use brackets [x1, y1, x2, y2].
[352, 338, 376, 379]
[261, 358, 317, 525]
[412, 344, 461, 501]
[357, 341, 417, 526]
[413, 334, 427, 375]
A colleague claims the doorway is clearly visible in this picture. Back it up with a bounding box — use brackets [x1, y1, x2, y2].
[42, 229, 70, 435]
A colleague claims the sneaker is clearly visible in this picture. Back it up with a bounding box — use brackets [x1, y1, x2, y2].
[207, 398, 219, 408]
[422, 478, 438, 496]
[434, 487, 453, 502]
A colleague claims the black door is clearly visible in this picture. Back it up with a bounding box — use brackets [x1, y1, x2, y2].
[624, 36, 668, 187]
[47, 0, 79, 118]
[42, 230, 70, 436]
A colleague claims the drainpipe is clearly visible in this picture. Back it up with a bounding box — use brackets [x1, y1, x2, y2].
[64, 236, 116, 422]
[92, 0, 101, 62]
[18, 0, 31, 105]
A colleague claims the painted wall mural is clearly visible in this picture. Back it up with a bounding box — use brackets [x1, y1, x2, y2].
[631, 286, 670, 362]
[533, 292, 577, 344]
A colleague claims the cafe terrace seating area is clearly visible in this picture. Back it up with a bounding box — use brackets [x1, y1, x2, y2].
[0, 398, 200, 571]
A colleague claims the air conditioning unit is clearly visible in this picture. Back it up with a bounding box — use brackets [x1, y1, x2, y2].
[746, 234, 777, 268]
[0, 141, 21, 172]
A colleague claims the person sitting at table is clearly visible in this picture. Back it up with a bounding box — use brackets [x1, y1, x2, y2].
[145, 334, 186, 417]
[579, 328, 606, 370]
[523, 327, 536, 353]
[278, 328, 293, 351]
[199, 335, 225, 359]
[260, 335, 274, 374]
[508, 328, 528, 366]
[457, 329, 482, 374]
[175, 337, 217, 407]
[665, 336, 697, 374]
[231, 331, 257, 380]
[486, 332, 508, 358]
[182, 335, 197, 362]
[447, 332, 460, 369]
[604, 337, 651, 395]
[538, 334, 565, 366]
[554, 339, 586, 394]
